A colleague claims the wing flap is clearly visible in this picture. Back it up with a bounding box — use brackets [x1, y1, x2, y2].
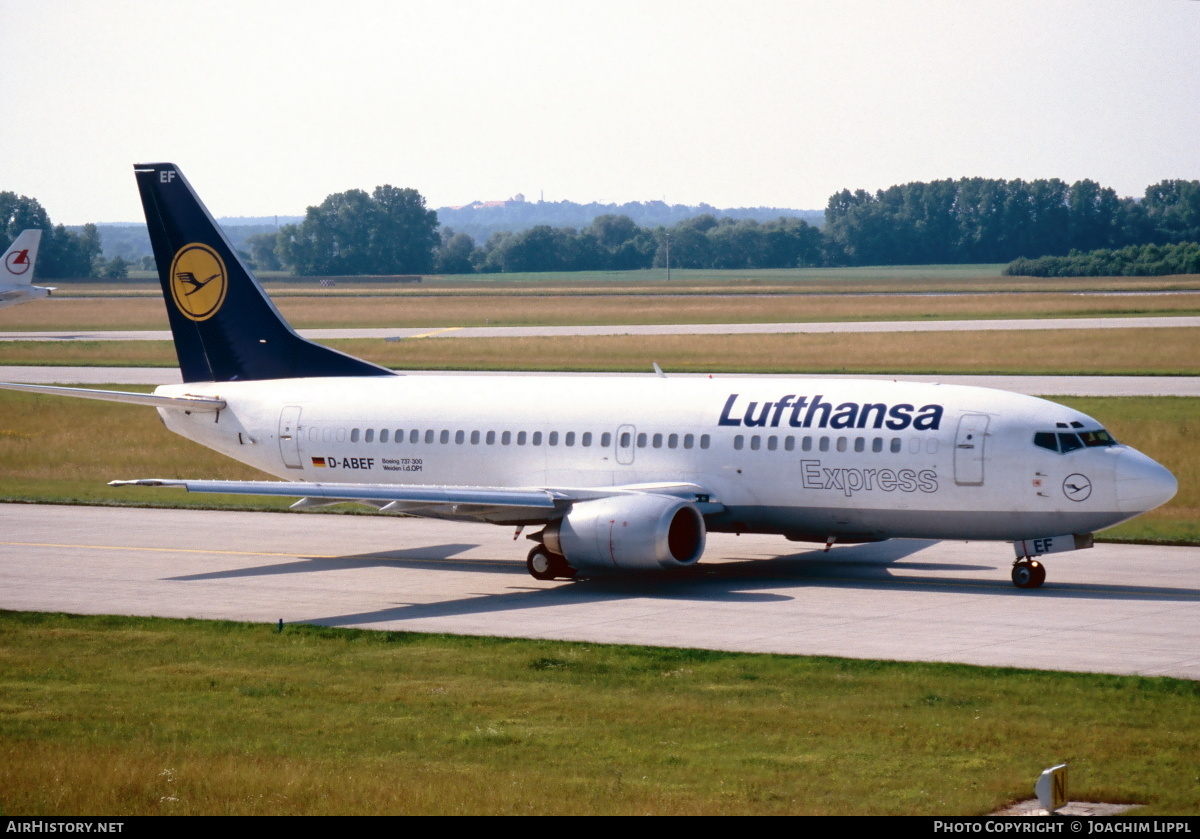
[108, 479, 561, 509]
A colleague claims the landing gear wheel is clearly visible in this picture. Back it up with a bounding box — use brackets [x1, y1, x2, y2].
[1012, 559, 1046, 589]
[527, 546, 575, 581]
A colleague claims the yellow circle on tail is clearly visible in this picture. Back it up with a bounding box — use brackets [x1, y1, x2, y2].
[169, 243, 228, 321]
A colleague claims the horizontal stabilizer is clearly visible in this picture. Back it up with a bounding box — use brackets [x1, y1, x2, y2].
[0, 382, 226, 411]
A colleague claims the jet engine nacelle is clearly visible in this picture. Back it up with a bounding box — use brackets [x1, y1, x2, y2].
[542, 494, 706, 573]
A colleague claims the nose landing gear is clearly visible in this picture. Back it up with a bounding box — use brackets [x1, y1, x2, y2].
[1011, 558, 1046, 589]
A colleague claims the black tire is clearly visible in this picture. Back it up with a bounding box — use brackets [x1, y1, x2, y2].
[1012, 560, 1043, 589]
[1029, 560, 1046, 588]
[527, 546, 557, 580]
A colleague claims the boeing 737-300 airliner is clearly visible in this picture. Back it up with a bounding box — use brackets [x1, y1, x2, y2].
[0, 164, 1178, 587]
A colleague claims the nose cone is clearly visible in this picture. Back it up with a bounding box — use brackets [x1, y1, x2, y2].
[1116, 448, 1178, 514]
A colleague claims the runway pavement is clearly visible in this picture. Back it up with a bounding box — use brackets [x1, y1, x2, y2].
[3, 503, 1198, 679]
[2, 314, 1199, 342]
[1, 364, 1198, 395]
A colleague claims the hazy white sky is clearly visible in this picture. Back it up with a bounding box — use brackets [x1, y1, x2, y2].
[1, 0, 1197, 223]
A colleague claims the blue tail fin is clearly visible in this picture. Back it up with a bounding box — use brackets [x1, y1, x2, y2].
[134, 163, 393, 383]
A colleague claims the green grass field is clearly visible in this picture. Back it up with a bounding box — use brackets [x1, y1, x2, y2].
[4, 284, 1199, 331]
[1, 611, 1197, 815]
[3, 327, 1199, 375]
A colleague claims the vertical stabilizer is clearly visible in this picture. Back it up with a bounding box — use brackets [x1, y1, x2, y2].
[134, 163, 393, 383]
[1, 229, 43, 285]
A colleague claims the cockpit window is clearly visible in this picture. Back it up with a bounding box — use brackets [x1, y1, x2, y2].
[1058, 432, 1084, 453]
[1034, 427, 1118, 453]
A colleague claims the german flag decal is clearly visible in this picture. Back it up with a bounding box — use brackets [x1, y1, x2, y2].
[311, 457, 327, 467]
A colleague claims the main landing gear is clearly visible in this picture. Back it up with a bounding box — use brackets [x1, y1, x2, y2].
[526, 545, 576, 581]
[1011, 558, 1046, 589]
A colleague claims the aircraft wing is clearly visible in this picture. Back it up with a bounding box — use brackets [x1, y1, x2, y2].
[108, 478, 723, 523]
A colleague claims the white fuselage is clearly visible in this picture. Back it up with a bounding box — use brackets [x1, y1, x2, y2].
[155, 374, 1175, 543]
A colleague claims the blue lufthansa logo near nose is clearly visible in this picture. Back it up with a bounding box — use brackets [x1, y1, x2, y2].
[1062, 473, 1092, 502]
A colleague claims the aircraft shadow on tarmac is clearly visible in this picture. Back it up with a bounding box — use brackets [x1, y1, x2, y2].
[163, 538, 1200, 626]
[165, 543, 485, 581]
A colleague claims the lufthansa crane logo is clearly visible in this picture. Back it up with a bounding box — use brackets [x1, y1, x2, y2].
[169, 243, 227, 321]
[1062, 473, 1092, 502]
[5, 248, 32, 275]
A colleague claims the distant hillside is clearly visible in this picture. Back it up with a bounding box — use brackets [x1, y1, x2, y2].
[78, 218, 303, 262]
[434, 199, 824, 243]
[80, 205, 822, 260]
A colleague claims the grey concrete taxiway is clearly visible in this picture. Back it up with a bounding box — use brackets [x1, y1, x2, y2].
[2, 314, 1199, 343]
[3, 503, 1198, 679]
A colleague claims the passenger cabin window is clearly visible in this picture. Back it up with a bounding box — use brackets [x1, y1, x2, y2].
[700, 434, 710, 449]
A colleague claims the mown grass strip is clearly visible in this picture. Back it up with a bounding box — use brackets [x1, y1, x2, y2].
[4, 287, 1200, 331]
[2, 327, 1199, 375]
[1, 610, 1197, 815]
[331, 329, 1200, 376]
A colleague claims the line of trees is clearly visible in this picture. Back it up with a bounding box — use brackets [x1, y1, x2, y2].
[0, 192, 110, 278]
[1005, 242, 1200, 277]
[251, 176, 1194, 276]
[824, 178, 1200, 266]
[8, 176, 1199, 279]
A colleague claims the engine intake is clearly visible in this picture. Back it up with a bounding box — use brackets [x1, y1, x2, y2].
[543, 494, 706, 573]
